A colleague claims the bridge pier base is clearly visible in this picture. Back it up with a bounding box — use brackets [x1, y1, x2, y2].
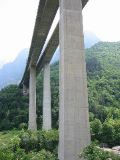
[43, 63, 51, 130]
[59, 0, 90, 159]
[28, 65, 37, 130]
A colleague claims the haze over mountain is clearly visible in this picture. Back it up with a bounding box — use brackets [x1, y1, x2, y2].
[0, 31, 100, 90]
[0, 49, 29, 89]
[84, 31, 100, 48]
[0, 60, 5, 69]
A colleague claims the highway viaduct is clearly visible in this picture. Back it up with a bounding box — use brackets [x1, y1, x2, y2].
[20, 0, 90, 159]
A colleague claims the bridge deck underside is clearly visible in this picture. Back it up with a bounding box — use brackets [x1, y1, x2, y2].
[20, 0, 89, 87]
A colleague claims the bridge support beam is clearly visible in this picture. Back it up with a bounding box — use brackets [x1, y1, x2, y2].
[28, 65, 37, 130]
[59, 0, 90, 159]
[43, 63, 51, 130]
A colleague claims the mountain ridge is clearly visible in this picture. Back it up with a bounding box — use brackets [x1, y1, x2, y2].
[0, 49, 29, 89]
[0, 32, 106, 90]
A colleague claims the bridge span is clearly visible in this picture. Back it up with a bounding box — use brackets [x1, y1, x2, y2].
[20, 0, 90, 159]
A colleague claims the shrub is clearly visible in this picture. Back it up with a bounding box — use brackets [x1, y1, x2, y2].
[0, 130, 59, 159]
[0, 149, 13, 160]
[39, 130, 58, 153]
[0, 148, 57, 160]
[28, 149, 57, 160]
[19, 129, 58, 154]
[80, 144, 120, 160]
[19, 123, 28, 130]
[102, 119, 120, 147]
[19, 130, 38, 152]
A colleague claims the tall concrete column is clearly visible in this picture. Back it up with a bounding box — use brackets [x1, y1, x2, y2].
[59, 0, 90, 159]
[43, 63, 51, 130]
[28, 65, 37, 130]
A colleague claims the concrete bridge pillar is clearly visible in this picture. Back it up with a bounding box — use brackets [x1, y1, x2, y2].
[59, 0, 90, 159]
[43, 63, 51, 130]
[28, 65, 37, 130]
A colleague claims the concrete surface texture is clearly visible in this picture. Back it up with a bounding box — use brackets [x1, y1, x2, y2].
[28, 65, 37, 130]
[43, 63, 52, 130]
[59, 0, 90, 159]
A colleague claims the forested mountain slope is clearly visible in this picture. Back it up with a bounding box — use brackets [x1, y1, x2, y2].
[86, 42, 120, 113]
[85, 42, 120, 146]
[0, 41, 120, 147]
[0, 31, 99, 90]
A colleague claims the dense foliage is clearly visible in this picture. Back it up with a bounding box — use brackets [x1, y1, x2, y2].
[80, 144, 120, 160]
[0, 130, 58, 160]
[0, 85, 28, 130]
[0, 42, 120, 149]
[86, 42, 120, 147]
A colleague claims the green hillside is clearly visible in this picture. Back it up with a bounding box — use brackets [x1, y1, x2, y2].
[86, 42, 120, 147]
[87, 42, 120, 68]
[0, 42, 120, 159]
[86, 42, 120, 119]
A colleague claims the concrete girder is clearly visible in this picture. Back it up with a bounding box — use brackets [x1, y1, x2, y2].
[20, 0, 89, 87]
[36, 26, 59, 74]
[20, 0, 47, 87]
[20, 0, 59, 86]
[36, 0, 89, 75]
[30, 0, 59, 66]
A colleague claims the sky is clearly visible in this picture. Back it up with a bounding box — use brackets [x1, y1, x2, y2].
[0, 0, 39, 65]
[83, 0, 120, 42]
[0, 0, 120, 66]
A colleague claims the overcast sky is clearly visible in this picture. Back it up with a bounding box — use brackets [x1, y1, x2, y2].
[0, 0, 39, 65]
[0, 0, 120, 65]
[83, 0, 120, 41]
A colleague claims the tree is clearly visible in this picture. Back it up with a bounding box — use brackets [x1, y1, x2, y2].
[0, 85, 28, 130]
[90, 118, 102, 140]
